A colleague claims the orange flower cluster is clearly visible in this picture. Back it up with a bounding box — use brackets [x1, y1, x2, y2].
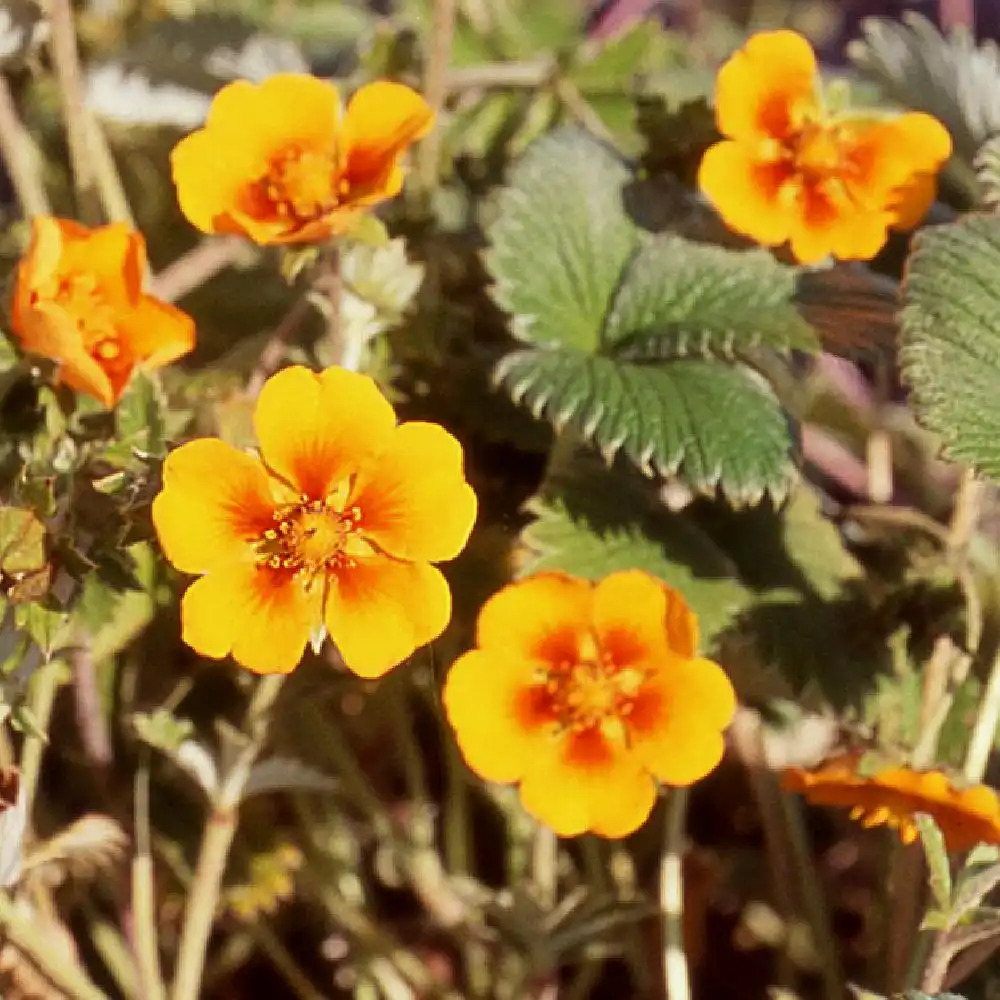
[443, 571, 736, 838]
[698, 31, 952, 265]
[11, 217, 194, 407]
[152, 365, 477, 677]
[784, 756, 1000, 852]
[171, 75, 433, 245]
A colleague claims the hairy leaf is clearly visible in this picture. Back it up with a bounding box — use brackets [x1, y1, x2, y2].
[915, 813, 953, 913]
[976, 133, 1000, 207]
[496, 348, 797, 503]
[604, 235, 819, 359]
[849, 12, 1000, 164]
[901, 214, 1000, 479]
[484, 127, 638, 352]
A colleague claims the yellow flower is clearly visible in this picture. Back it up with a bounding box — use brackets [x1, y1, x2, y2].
[698, 30, 952, 264]
[171, 75, 433, 245]
[152, 366, 477, 677]
[444, 571, 736, 838]
[784, 756, 1000, 852]
[10, 217, 194, 407]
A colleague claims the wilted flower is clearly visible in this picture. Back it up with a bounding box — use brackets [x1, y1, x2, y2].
[10, 217, 195, 407]
[784, 756, 1000, 852]
[152, 365, 477, 677]
[170, 74, 433, 245]
[443, 571, 736, 838]
[698, 30, 951, 264]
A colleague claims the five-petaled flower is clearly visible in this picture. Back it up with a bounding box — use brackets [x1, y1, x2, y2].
[171, 74, 433, 245]
[443, 571, 736, 838]
[698, 30, 952, 264]
[152, 365, 477, 677]
[784, 756, 1000, 852]
[10, 216, 195, 407]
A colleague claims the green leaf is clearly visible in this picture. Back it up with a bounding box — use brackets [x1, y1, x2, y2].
[915, 813, 952, 914]
[520, 457, 753, 645]
[0, 507, 46, 576]
[496, 348, 797, 503]
[975, 133, 1000, 207]
[484, 127, 639, 352]
[604, 236, 819, 359]
[900, 214, 1000, 479]
[849, 12, 1000, 165]
[103, 372, 167, 468]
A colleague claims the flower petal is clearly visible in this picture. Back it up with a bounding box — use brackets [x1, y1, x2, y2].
[118, 296, 196, 367]
[344, 82, 434, 195]
[351, 421, 477, 562]
[593, 570, 697, 663]
[181, 562, 318, 674]
[519, 729, 656, 838]
[254, 366, 397, 500]
[152, 438, 276, 575]
[714, 30, 817, 142]
[628, 657, 736, 786]
[14, 303, 114, 406]
[698, 142, 793, 246]
[475, 573, 592, 664]
[324, 557, 451, 678]
[56, 220, 146, 306]
[443, 649, 551, 783]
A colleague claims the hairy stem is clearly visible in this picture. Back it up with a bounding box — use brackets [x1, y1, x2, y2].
[417, 0, 456, 197]
[170, 674, 284, 1000]
[0, 74, 50, 217]
[661, 788, 691, 1000]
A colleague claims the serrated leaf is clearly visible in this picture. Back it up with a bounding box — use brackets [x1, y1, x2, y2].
[0, 507, 46, 577]
[484, 126, 639, 352]
[496, 348, 797, 503]
[603, 236, 819, 359]
[951, 862, 1000, 926]
[849, 12, 999, 165]
[900, 214, 1000, 480]
[13, 603, 70, 658]
[902, 993, 968, 1000]
[915, 813, 953, 913]
[975, 133, 1000, 207]
[520, 458, 752, 645]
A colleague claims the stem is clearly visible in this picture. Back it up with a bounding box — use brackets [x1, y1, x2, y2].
[963, 646, 1000, 782]
[71, 635, 113, 778]
[170, 674, 284, 1000]
[0, 74, 50, 217]
[19, 660, 63, 813]
[660, 788, 690, 1000]
[0, 891, 107, 1000]
[246, 297, 314, 397]
[532, 824, 558, 910]
[48, 0, 100, 222]
[133, 756, 166, 1000]
[150, 238, 251, 304]
[416, 0, 456, 197]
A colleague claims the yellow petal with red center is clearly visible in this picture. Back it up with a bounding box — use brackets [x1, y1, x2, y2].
[254, 365, 396, 501]
[152, 438, 276, 575]
[350, 421, 477, 563]
[628, 657, 735, 786]
[519, 729, 656, 838]
[788, 198, 892, 265]
[16, 302, 115, 406]
[324, 557, 451, 678]
[117, 296, 196, 371]
[593, 570, 697, 666]
[698, 142, 794, 247]
[475, 573, 592, 666]
[171, 127, 271, 238]
[443, 649, 553, 783]
[343, 82, 434, 196]
[714, 30, 817, 142]
[181, 562, 319, 674]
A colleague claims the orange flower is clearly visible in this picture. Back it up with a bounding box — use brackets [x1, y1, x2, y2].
[171, 75, 434, 245]
[784, 756, 1000, 852]
[152, 365, 477, 677]
[10, 217, 195, 407]
[698, 30, 952, 265]
[443, 571, 736, 838]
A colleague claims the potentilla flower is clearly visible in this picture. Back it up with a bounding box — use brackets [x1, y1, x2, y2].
[10, 217, 195, 407]
[443, 571, 736, 838]
[698, 30, 952, 265]
[784, 756, 1000, 852]
[152, 365, 477, 676]
[171, 74, 434, 245]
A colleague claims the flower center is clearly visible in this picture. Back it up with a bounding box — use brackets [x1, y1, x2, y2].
[254, 497, 363, 587]
[33, 272, 125, 368]
[262, 146, 347, 221]
[540, 633, 645, 735]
